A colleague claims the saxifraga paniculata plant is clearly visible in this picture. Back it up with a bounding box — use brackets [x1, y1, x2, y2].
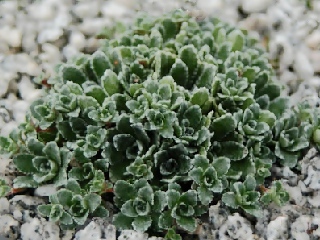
[1, 10, 320, 238]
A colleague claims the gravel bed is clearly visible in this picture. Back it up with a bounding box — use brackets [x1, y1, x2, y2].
[1, 0, 320, 239]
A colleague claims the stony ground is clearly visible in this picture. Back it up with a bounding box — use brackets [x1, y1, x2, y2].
[1, 0, 320, 239]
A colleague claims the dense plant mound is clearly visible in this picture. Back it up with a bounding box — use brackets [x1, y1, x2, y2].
[1, 10, 319, 238]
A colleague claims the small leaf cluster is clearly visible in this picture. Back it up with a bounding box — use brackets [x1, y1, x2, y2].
[1, 10, 319, 237]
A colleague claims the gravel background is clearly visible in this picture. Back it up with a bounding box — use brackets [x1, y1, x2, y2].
[1, 0, 320, 239]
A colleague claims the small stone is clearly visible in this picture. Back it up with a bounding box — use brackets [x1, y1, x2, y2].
[101, 1, 130, 18]
[78, 18, 110, 36]
[304, 165, 320, 190]
[0, 26, 22, 48]
[38, 28, 64, 44]
[18, 76, 43, 102]
[293, 50, 314, 81]
[0, 121, 18, 137]
[12, 100, 29, 124]
[118, 230, 148, 240]
[73, 2, 100, 18]
[241, 0, 274, 13]
[104, 224, 116, 240]
[74, 221, 102, 240]
[69, 31, 86, 51]
[0, 198, 10, 215]
[218, 213, 253, 240]
[13, 209, 23, 221]
[20, 218, 43, 240]
[27, 2, 55, 20]
[0, 214, 20, 239]
[62, 45, 80, 60]
[308, 191, 320, 208]
[34, 184, 57, 197]
[267, 216, 288, 240]
[305, 31, 320, 49]
[291, 215, 311, 240]
[309, 50, 320, 72]
[3, 53, 40, 76]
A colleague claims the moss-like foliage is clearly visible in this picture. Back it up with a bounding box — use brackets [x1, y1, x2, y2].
[1, 10, 320, 237]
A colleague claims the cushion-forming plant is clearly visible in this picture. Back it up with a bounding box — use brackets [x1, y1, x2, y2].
[1, 10, 319, 238]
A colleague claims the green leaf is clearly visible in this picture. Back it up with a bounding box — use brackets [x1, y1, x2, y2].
[57, 121, 77, 141]
[198, 186, 213, 205]
[167, 189, 180, 209]
[56, 189, 73, 206]
[66, 179, 82, 194]
[179, 45, 198, 77]
[164, 228, 182, 240]
[113, 213, 134, 230]
[13, 176, 38, 188]
[155, 51, 175, 77]
[114, 180, 136, 202]
[132, 216, 152, 232]
[269, 97, 289, 118]
[169, 59, 188, 88]
[60, 211, 73, 225]
[218, 141, 248, 161]
[189, 167, 203, 185]
[243, 175, 256, 191]
[180, 190, 197, 206]
[93, 205, 109, 218]
[196, 63, 217, 88]
[159, 211, 174, 230]
[13, 154, 37, 173]
[84, 193, 101, 213]
[191, 88, 209, 108]
[176, 216, 197, 232]
[211, 114, 236, 140]
[84, 85, 107, 105]
[38, 204, 53, 217]
[91, 51, 112, 78]
[212, 157, 230, 177]
[222, 192, 237, 208]
[27, 138, 45, 156]
[43, 142, 61, 164]
[154, 191, 167, 212]
[228, 29, 244, 51]
[101, 69, 121, 96]
[121, 200, 138, 217]
[61, 65, 87, 85]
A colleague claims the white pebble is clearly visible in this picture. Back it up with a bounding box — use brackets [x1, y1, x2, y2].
[118, 230, 148, 240]
[293, 50, 314, 80]
[0, 121, 18, 137]
[27, 3, 55, 20]
[218, 213, 253, 240]
[63, 45, 80, 60]
[0, 198, 10, 215]
[0, 214, 19, 238]
[0, 26, 22, 48]
[13, 209, 23, 221]
[18, 76, 43, 102]
[241, 0, 274, 13]
[267, 216, 288, 240]
[78, 18, 110, 36]
[38, 28, 64, 44]
[34, 184, 57, 197]
[69, 31, 86, 51]
[102, 1, 130, 18]
[73, 2, 100, 18]
[305, 31, 320, 49]
[12, 100, 29, 124]
[104, 225, 116, 240]
[291, 215, 311, 240]
[309, 50, 320, 72]
[74, 221, 102, 240]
